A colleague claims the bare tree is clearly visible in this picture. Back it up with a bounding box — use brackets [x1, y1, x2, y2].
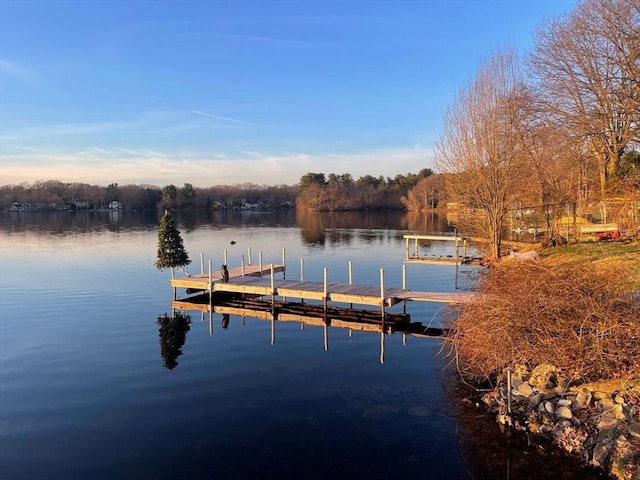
[530, 0, 640, 220]
[436, 47, 527, 260]
[402, 174, 445, 211]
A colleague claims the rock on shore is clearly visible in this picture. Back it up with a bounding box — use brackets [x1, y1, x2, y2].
[480, 364, 640, 479]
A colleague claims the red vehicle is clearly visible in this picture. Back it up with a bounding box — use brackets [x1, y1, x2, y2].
[594, 230, 620, 240]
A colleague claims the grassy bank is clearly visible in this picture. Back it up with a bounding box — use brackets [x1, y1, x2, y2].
[447, 239, 640, 384]
[541, 241, 640, 290]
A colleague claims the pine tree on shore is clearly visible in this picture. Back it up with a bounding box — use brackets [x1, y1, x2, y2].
[155, 211, 190, 274]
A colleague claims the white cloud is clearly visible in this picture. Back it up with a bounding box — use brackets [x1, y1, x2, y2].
[0, 145, 435, 187]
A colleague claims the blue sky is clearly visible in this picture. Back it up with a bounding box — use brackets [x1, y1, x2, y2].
[0, 0, 576, 187]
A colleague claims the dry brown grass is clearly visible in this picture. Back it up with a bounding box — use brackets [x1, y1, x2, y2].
[446, 255, 640, 385]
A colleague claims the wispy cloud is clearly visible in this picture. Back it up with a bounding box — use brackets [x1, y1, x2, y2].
[0, 58, 34, 80]
[192, 110, 256, 126]
[0, 145, 435, 187]
[0, 120, 139, 143]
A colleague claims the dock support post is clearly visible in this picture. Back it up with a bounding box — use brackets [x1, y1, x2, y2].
[300, 258, 305, 304]
[282, 247, 286, 279]
[455, 240, 460, 289]
[380, 268, 385, 310]
[323, 267, 328, 319]
[241, 255, 245, 276]
[402, 264, 407, 314]
[405, 236, 409, 261]
[380, 267, 385, 363]
[208, 260, 213, 313]
[349, 260, 353, 308]
[200, 252, 204, 275]
[270, 264, 275, 314]
[248, 247, 252, 265]
[224, 249, 228, 266]
[259, 252, 263, 277]
[171, 267, 176, 300]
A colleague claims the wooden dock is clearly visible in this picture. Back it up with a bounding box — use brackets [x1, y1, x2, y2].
[403, 233, 482, 264]
[170, 264, 475, 307]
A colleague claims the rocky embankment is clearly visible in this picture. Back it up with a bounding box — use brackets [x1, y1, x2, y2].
[481, 364, 640, 479]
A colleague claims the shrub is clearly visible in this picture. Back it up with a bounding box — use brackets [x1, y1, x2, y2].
[446, 259, 640, 384]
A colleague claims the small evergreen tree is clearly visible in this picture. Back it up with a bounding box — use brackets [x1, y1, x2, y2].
[155, 211, 191, 271]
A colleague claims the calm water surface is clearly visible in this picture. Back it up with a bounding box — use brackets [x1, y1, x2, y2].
[0, 211, 601, 479]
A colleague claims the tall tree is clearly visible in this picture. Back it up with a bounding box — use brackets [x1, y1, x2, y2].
[155, 211, 191, 274]
[180, 183, 196, 208]
[161, 184, 178, 208]
[436, 47, 527, 260]
[402, 174, 445, 211]
[530, 0, 640, 220]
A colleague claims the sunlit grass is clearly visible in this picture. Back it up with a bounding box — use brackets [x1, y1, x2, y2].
[540, 240, 640, 290]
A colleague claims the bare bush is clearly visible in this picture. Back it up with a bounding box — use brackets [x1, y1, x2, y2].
[446, 259, 640, 385]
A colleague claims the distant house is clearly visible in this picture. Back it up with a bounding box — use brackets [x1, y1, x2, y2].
[69, 199, 90, 210]
[109, 201, 123, 210]
[241, 202, 260, 210]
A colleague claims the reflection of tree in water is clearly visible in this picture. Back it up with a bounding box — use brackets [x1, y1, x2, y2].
[157, 312, 192, 370]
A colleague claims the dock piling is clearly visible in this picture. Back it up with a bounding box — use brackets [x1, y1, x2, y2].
[402, 264, 407, 314]
[208, 260, 213, 311]
[270, 264, 275, 313]
[282, 247, 286, 279]
[323, 267, 328, 318]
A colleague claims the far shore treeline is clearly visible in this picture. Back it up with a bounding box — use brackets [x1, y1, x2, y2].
[0, 169, 435, 212]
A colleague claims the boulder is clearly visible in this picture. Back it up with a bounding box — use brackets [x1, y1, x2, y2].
[516, 382, 534, 397]
[529, 364, 559, 390]
[574, 388, 592, 409]
[555, 405, 573, 420]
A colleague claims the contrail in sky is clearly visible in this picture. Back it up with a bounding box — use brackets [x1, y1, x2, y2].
[192, 110, 255, 126]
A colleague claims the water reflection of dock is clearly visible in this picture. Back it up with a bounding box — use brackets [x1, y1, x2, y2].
[172, 294, 448, 337]
[171, 294, 449, 363]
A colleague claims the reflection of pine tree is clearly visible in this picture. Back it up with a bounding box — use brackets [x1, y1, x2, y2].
[157, 312, 192, 370]
[155, 211, 191, 271]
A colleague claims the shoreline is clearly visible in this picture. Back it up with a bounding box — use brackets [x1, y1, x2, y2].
[450, 239, 640, 478]
[477, 366, 639, 478]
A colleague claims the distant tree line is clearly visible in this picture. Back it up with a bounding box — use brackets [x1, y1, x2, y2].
[0, 180, 298, 211]
[296, 169, 434, 210]
[0, 169, 439, 212]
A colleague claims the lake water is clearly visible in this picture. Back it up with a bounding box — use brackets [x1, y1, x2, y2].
[0, 210, 601, 479]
